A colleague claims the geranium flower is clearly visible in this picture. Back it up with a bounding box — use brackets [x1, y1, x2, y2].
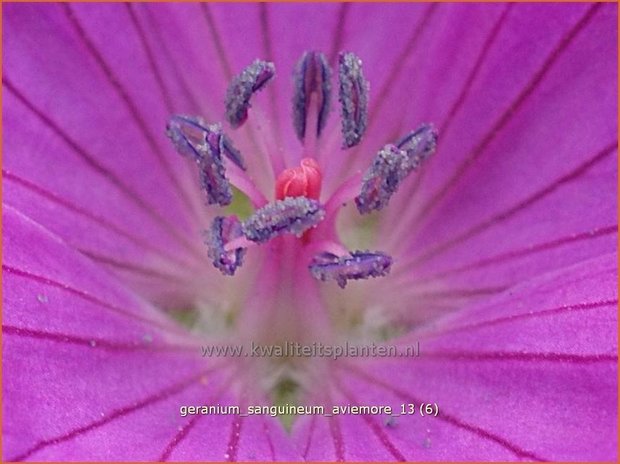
[2, 2, 617, 461]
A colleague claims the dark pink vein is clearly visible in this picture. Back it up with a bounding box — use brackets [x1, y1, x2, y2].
[335, 3, 439, 180]
[405, 285, 507, 301]
[226, 414, 244, 462]
[259, 3, 274, 62]
[199, 2, 273, 177]
[415, 225, 617, 283]
[158, 371, 238, 461]
[10, 368, 215, 461]
[406, 141, 617, 268]
[159, 415, 202, 461]
[3, 325, 197, 353]
[200, 3, 234, 81]
[369, 3, 439, 129]
[142, 5, 204, 114]
[439, 4, 513, 136]
[2, 78, 199, 256]
[129, 3, 217, 219]
[126, 3, 174, 113]
[333, 374, 406, 461]
[447, 260, 616, 312]
[420, 350, 617, 364]
[332, 5, 438, 181]
[421, 299, 618, 338]
[339, 363, 546, 461]
[328, 3, 351, 64]
[262, 420, 276, 461]
[415, 3, 602, 222]
[328, 414, 345, 462]
[302, 415, 317, 459]
[62, 4, 196, 217]
[385, 5, 513, 244]
[258, 2, 284, 152]
[3, 169, 198, 270]
[3, 265, 186, 336]
[79, 249, 192, 284]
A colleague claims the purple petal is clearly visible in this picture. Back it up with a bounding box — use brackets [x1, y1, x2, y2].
[380, 3, 617, 301]
[2, 206, 299, 461]
[3, 2, 616, 461]
[2, 3, 225, 302]
[295, 254, 617, 460]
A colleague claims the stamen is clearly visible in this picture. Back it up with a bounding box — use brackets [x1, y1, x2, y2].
[166, 115, 235, 206]
[198, 153, 232, 206]
[166, 114, 208, 162]
[338, 52, 369, 148]
[396, 123, 437, 171]
[355, 124, 438, 214]
[275, 158, 322, 200]
[225, 59, 276, 128]
[242, 197, 325, 243]
[292, 51, 332, 142]
[167, 115, 246, 169]
[205, 216, 247, 275]
[309, 250, 393, 288]
[355, 144, 409, 214]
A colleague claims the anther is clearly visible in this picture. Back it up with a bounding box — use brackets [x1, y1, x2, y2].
[355, 124, 437, 214]
[292, 51, 332, 142]
[308, 250, 393, 288]
[355, 144, 409, 214]
[275, 158, 322, 200]
[338, 52, 369, 148]
[242, 197, 325, 243]
[167, 115, 246, 169]
[166, 115, 237, 206]
[396, 123, 437, 171]
[225, 60, 276, 128]
[205, 216, 247, 276]
[166, 115, 208, 162]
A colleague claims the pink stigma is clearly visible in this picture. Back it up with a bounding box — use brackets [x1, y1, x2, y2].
[275, 157, 322, 200]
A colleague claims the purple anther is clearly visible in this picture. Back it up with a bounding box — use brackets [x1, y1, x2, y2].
[225, 60, 276, 128]
[167, 115, 251, 206]
[166, 115, 246, 170]
[354, 124, 437, 214]
[338, 52, 369, 148]
[198, 149, 232, 206]
[205, 216, 247, 275]
[354, 144, 409, 214]
[292, 51, 332, 141]
[220, 134, 246, 170]
[309, 250, 393, 288]
[166, 114, 211, 163]
[396, 123, 438, 171]
[241, 197, 325, 243]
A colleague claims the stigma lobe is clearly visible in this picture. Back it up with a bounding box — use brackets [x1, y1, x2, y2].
[275, 158, 322, 200]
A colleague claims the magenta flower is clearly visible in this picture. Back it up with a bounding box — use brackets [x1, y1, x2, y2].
[3, 2, 617, 461]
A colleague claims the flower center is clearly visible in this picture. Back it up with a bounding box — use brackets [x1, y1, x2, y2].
[164, 49, 438, 421]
